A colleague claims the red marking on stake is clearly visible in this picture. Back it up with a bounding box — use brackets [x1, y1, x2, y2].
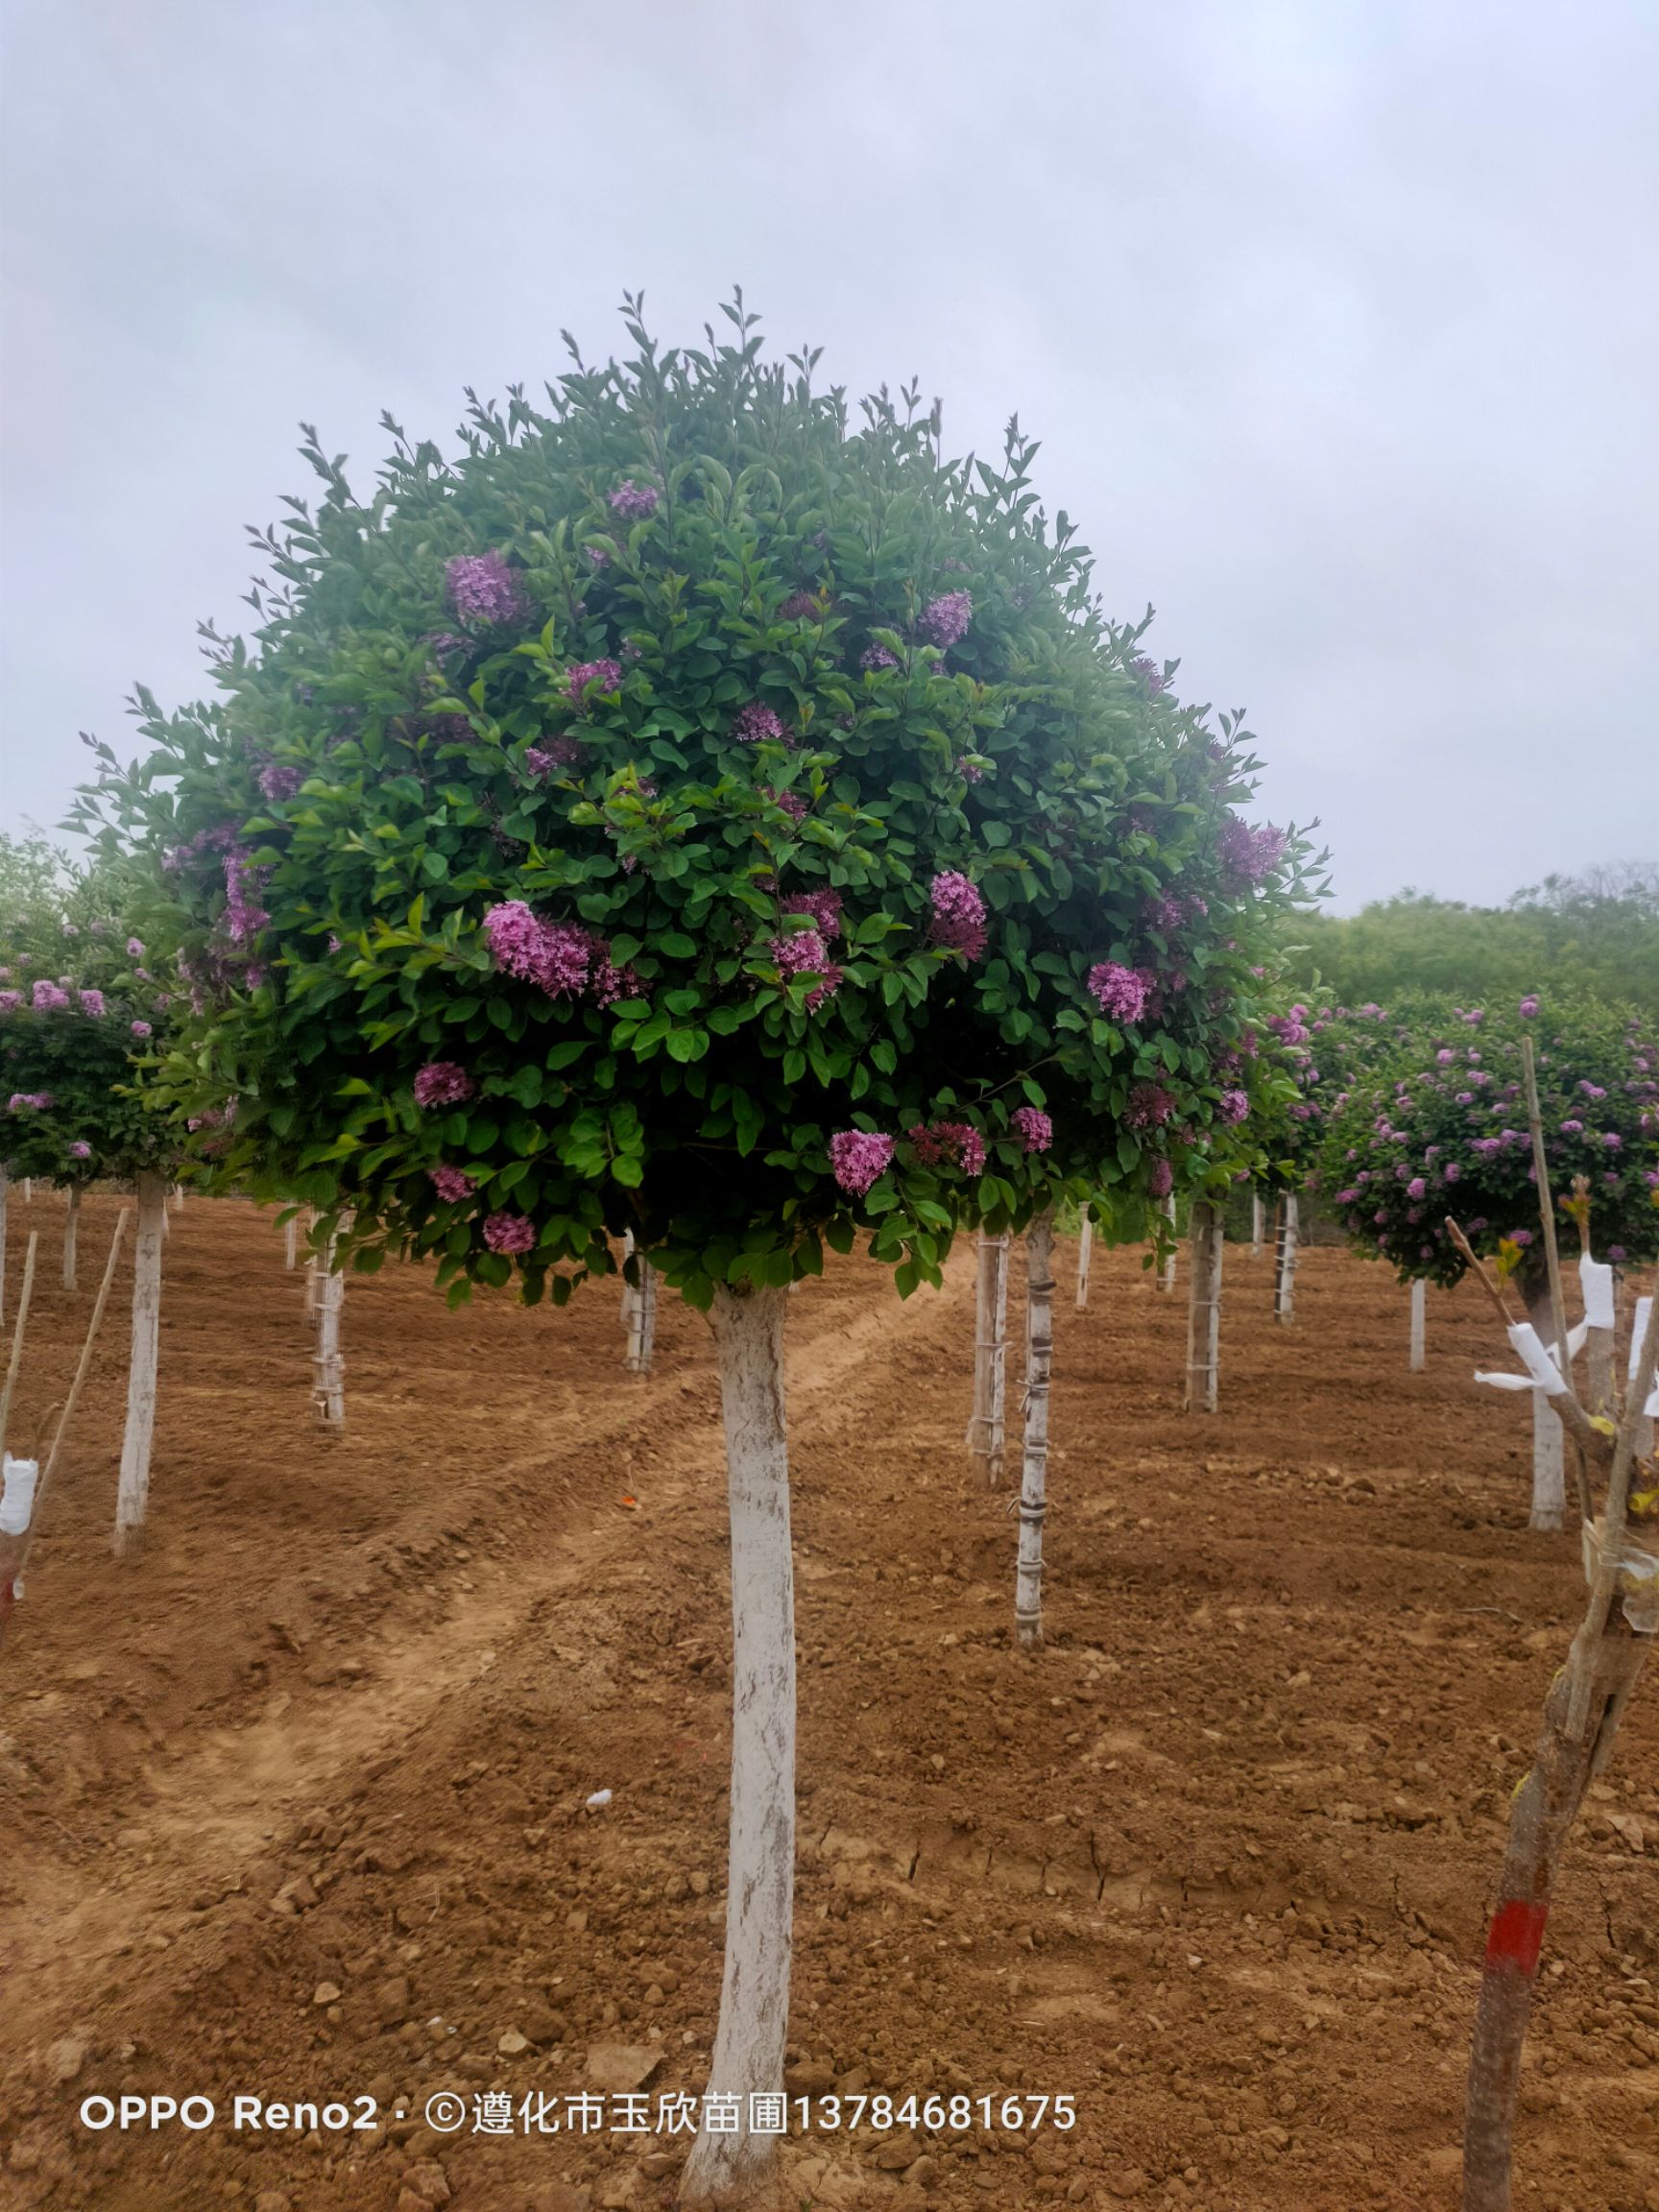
[1484, 1898, 1548, 1975]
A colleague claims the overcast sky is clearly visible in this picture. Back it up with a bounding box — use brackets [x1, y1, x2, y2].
[3, 0, 1654, 909]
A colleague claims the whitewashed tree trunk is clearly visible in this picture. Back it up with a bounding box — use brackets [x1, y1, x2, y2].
[682, 1281, 795, 2212]
[1073, 1214, 1093, 1310]
[1159, 1193, 1177, 1293]
[1409, 1276, 1427, 1372]
[312, 1219, 348, 1427]
[624, 1251, 658, 1376]
[302, 1210, 323, 1315]
[1251, 1190, 1264, 1256]
[1, 1164, 8, 1328]
[1014, 1213, 1055, 1651]
[63, 1186, 80, 1291]
[172, 1184, 184, 1211]
[113, 1174, 167, 1555]
[1184, 1200, 1223, 1413]
[1523, 1287, 1565, 1533]
[22, 1179, 31, 1204]
[967, 1233, 1010, 1486]
[283, 1214, 298, 1270]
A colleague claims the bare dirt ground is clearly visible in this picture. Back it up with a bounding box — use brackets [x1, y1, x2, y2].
[0, 1190, 1655, 2212]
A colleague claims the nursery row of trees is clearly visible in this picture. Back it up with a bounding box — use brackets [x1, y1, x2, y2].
[2, 299, 1654, 2212]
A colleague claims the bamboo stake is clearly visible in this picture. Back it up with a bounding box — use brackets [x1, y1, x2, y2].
[1, 1213, 129, 1652]
[63, 1185, 81, 1291]
[1, 1162, 8, 1328]
[1074, 1213, 1093, 1311]
[968, 1233, 1010, 1485]
[1251, 1190, 1263, 1256]
[283, 1213, 298, 1270]
[0, 1233, 39, 1458]
[1409, 1276, 1427, 1372]
[1520, 1037, 1590, 1525]
[1158, 1193, 1177, 1293]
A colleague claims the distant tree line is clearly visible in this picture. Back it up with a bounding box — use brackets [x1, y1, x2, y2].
[1280, 862, 1659, 1012]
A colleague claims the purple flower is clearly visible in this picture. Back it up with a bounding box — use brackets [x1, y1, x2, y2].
[919, 591, 973, 649]
[781, 888, 843, 940]
[8, 1093, 52, 1111]
[567, 658, 623, 708]
[446, 550, 525, 627]
[1216, 1089, 1250, 1126]
[68, 1141, 92, 1160]
[780, 590, 821, 620]
[591, 950, 642, 1009]
[131, 1020, 153, 1039]
[1147, 1157, 1174, 1198]
[258, 762, 304, 803]
[414, 1062, 475, 1109]
[769, 786, 809, 821]
[860, 643, 899, 671]
[483, 1212, 537, 1256]
[1125, 1084, 1176, 1129]
[771, 926, 830, 979]
[1407, 1177, 1427, 1200]
[429, 1166, 476, 1203]
[829, 1129, 895, 1197]
[1609, 1245, 1627, 1262]
[927, 872, 988, 962]
[731, 701, 789, 745]
[30, 979, 70, 1010]
[1602, 1132, 1622, 1149]
[1217, 819, 1286, 885]
[126, 937, 144, 958]
[525, 735, 583, 777]
[1444, 1162, 1462, 1183]
[483, 902, 594, 997]
[77, 989, 106, 1017]
[1128, 653, 1169, 696]
[908, 1120, 987, 1176]
[0, 991, 18, 1014]
[1088, 961, 1150, 1024]
[1561, 1118, 1584, 1135]
[1011, 1106, 1052, 1153]
[607, 481, 659, 519]
[1519, 996, 1539, 1017]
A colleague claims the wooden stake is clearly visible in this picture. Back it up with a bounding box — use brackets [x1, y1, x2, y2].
[1, 1162, 9, 1328]
[1409, 1277, 1427, 1373]
[0, 1233, 39, 1459]
[1520, 1036, 1590, 1525]
[1074, 1214, 1094, 1311]
[1251, 1190, 1263, 1256]
[63, 1185, 81, 1291]
[113, 1175, 167, 1554]
[968, 1233, 1010, 1486]
[1158, 1193, 1177, 1293]
[1, 1213, 129, 1651]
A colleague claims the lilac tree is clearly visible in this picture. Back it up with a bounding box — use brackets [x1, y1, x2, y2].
[79, 301, 1310, 2207]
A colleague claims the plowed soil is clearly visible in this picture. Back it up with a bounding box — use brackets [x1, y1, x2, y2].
[0, 1190, 1654, 2212]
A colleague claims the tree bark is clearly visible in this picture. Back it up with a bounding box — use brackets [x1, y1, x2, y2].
[967, 1234, 1009, 1487]
[624, 1251, 658, 1376]
[1522, 1287, 1566, 1533]
[283, 1214, 299, 1271]
[1, 1164, 8, 1329]
[113, 1174, 167, 1555]
[1273, 1193, 1299, 1324]
[1073, 1214, 1093, 1310]
[1184, 1201, 1222, 1413]
[1158, 1193, 1178, 1293]
[312, 1220, 347, 1427]
[681, 1281, 795, 2211]
[1251, 1190, 1264, 1256]
[63, 1186, 80, 1292]
[1015, 1213, 1055, 1650]
[1409, 1277, 1427, 1373]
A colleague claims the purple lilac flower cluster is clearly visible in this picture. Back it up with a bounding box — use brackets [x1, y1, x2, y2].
[907, 1120, 987, 1176]
[829, 1130, 895, 1196]
[446, 551, 525, 627]
[927, 873, 987, 962]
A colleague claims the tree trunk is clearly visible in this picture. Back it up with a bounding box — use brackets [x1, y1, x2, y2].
[1251, 1190, 1263, 1256]
[63, 1186, 80, 1292]
[1461, 1624, 1648, 2209]
[681, 1282, 795, 2211]
[1522, 1288, 1565, 1533]
[1582, 1258, 1616, 1420]
[113, 1174, 167, 1555]
[1183, 1201, 1222, 1413]
[312, 1221, 347, 1427]
[283, 1214, 299, 1270]
[624, 1250, 658, 1376]
[1074, 1214, 1093, 1310]
[1273, 1193, 1299, 1324]
[967, 1233, 1009, 1487]
[1410, 1277, 1427, 1373]
[1159, 1193, 1178, 1293]
[1, 1164, 8, 1329]
[1015, 1213, 1055, 1651]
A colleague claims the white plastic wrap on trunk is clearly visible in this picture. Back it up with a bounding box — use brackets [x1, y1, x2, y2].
[1578, 1256, 1616, 1330]
[0, 1455, 39, 1536]
[681, 1281, 795, 2209]
[1014, 1214, 1055, 1650]
[623, 1251, 658, 1376]
[967, 1233, 1009, 1485]
[1272, 1194, 1299, 1325]
[312, 1228, 347, 1427]
[283, 1215, 299, 1270]
[113, 1173, 167, 1554]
